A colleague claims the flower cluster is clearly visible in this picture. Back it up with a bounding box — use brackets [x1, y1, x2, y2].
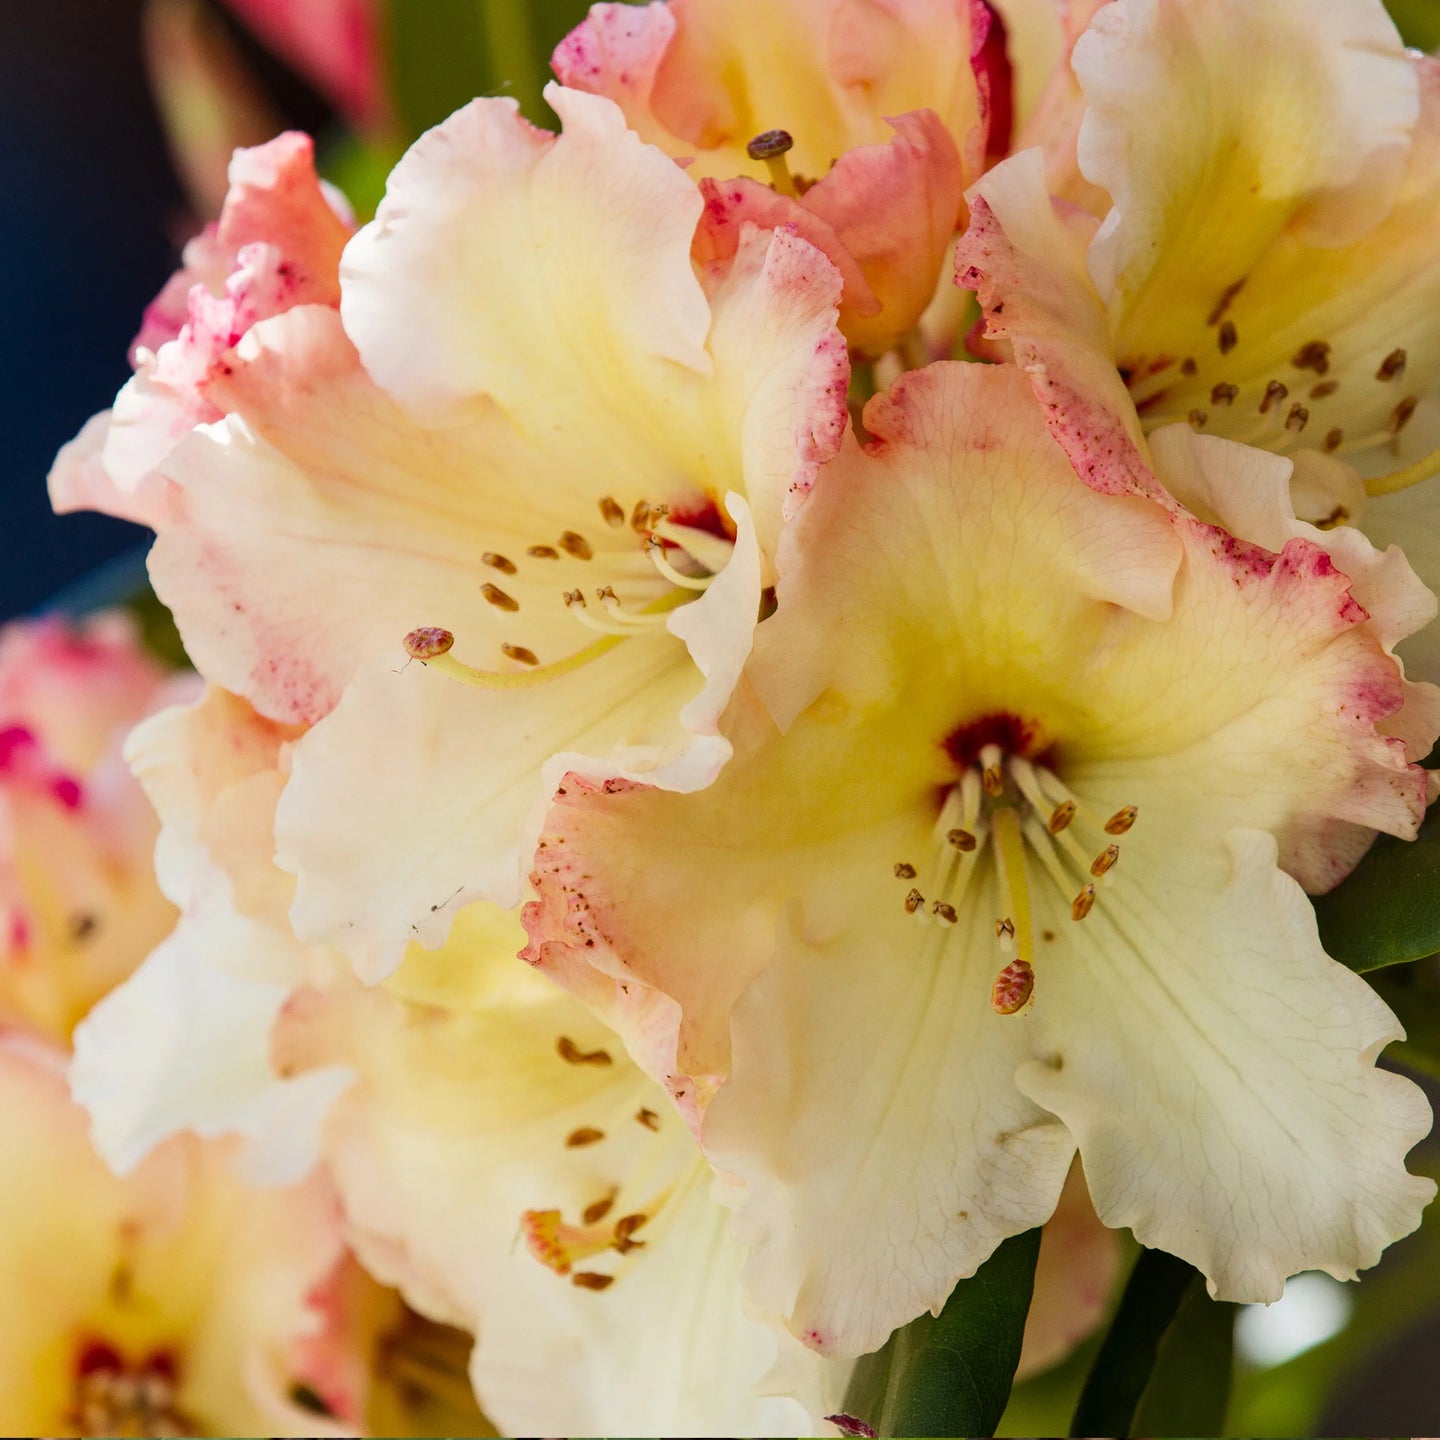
[43, 0, 1440, 1431]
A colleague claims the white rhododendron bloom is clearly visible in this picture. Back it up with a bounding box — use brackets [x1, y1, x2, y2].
[525, 361, 1438, 1356]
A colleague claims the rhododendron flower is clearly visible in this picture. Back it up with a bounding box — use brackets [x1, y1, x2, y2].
[101, 86, 845, 981]
[961, 0, 1440, 510]
[0, 614, 185, 1042]
[554, 0, 1005, 355]
[49, 132, 352, 531]
[524, 361, 1438, 1357]
[0, 1031, 360, 1437]
[72, 687, 834, 1434]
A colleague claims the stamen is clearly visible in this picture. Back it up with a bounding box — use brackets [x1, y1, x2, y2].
[652, 518, 736, 574]
[558, 531, 593, 560]
[1389, 395, 1418, 436]
[1324, 427, 1344, 453]
[1090, 844, 1120, 877]
[404, 627, 454, 660]
[904, 888, 925, 915]
[1103, 805, 1138, 835]
[1210, 382, 1238, 406]
[1218, 320, 1238, 354]
[613, 1213, 649, 1246]
[995, 917, 1015, 945]
[991, 806, 1035, 969]
[1290, 340, 1331, 375]
[1310, 380, 1339, 399]
[1180, 357, 1198, 376]
[747, 128, 798, 197]
[527, 545, 561, 560]
[630, 500, 652, 533]
[1188, 408, 1208, 429]
[991, 958, 1035, 1015]
[502, 643, 540, 666]
[645, 539, 712, 590]
[557, 1037, 612, 1066]
[1206, 279, 1245, 326]
[563, 589, 586, 608]
[583, 1193, 617, 1225]
[1047, 800, 1076, 834]
[1259, 379, 1288, 414]
[482, 551, 517, 574]
[1377, 348, 1408, 382]
[566, 1126, 605, 1148]
[1285, 403, 1309, 433]
[894, 861, 917, 878]
[635, 1107, 660, 1131]
[598, 496, 626, 528]
[980, 743, 1005, 797]
[572, 1272, 615, 1291]
[946, 829, 976, 852]
[932, 900, 958, 924]
[480, 583, 519, 612]
[1071, 883, 1096, 921]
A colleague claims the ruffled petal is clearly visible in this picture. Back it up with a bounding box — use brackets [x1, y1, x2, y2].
[1015, 827, 1435, 1301]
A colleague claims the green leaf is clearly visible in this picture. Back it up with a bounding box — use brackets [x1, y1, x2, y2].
[383, 0, 599, 141]
[1131, 1286, 1236, 1437]
[1368, 958, 1440, 1078]
[841, 1228, 1042, 1438]
[1311, 805, 1440, 973]
[1386, 0, 1440, 50]
[1069, 1247, 1197, 1436]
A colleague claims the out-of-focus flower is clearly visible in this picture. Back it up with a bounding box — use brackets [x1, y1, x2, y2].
[554, 0, 1006, 356]
[49, 132, 353, 531]
[86, 87, 846, 982]
[0, 614, 184, 1042]
[72, 687, 836, 1435]
[0, 1030, 361, 1437]
[524, 361, 1437, 1356]
[218, 0, 386, 131]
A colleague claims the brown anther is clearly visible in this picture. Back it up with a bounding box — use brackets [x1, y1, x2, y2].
[1218, 320, 1238, 354]
[563, 588, 587, 608]
[1324, 427, 1344, 453]
[893, 861, 917, 879]
[571, 1271, 615, 1291]
[1285, 403, 1309, 432]
[1071, 883, 1097, 920]
[630, 500, 652, 533]
[480, 582, 519, 612]
[1180, 357, 1198, 376]
[990, 958, 1035, 1015]
[583, 1194, 616, 1225]
[995, 917, 1015, 942]
[1377, 347, 1408, 382]
[559, 530, 594, 560]
[1090, 844, 1120, 877]
[1210, 382, 1238, 406]
[613, 1212, 649, 1241]
[746, 129, 794, 160]
[1310, 379, 1339, 399]
[947, 828, 977, 851]
[404, 627, 454, 660]
[502, 643, 540, 665]
[566, 1126, 605, 1148]
[932, 900, 959, 924]
[596, 585, 619, 603]
[482, 551, 517, 574]
[527, 544, 560, 560]
[1389, 395, 1419, 435]
[1206, 279, 1245, 326]
[1103, 804, 1138, 835]
[1290, 340, 1331, 375]
[1047, 800, 1077, 834]
[1259, 379, 1288, 414]
[557, 1036, 612, 1066]
[598, 495, 626, 528]
[1188, 408, 1208, 429]
[635, 1106, 660, 1131]
[904, 888, 925, 915]
[982, 763, 1005, 797]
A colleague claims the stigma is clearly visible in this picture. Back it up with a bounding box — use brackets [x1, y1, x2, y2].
[892, 732, 1138, 1018]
